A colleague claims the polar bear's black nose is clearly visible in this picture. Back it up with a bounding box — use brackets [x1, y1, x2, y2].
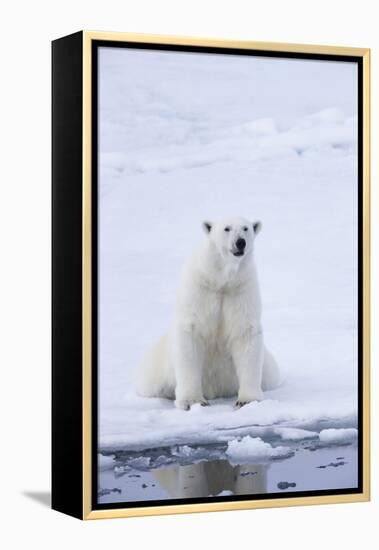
[236, 238, 246, 251]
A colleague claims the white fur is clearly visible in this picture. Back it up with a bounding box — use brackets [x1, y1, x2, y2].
[137, 216, 280, 410]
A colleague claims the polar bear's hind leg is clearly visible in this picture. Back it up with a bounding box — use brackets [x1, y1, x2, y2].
[261, 347, 281, 391]
[136, 335, 175, 399]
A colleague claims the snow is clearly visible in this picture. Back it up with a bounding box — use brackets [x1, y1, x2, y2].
[319, 428, 358, 444]
[98, 46, 358, 453]
[226, 436, 293, 462]
[100, 397, 357, 452]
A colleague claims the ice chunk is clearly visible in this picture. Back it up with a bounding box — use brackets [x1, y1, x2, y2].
[274, 427, 318, 441]
[171, 445, 195, 457]
[127, 456, 151, 470]
[226, 436, 293, 463]
[319, 428, 358, 444]
[98, 454, 115, 470]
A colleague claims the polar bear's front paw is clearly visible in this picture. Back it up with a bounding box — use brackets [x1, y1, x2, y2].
[234, 400, 248, 409]
[175, 398, 209, 410]
[234, 390, 264, 409]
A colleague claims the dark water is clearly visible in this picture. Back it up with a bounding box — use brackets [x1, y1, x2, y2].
[98, 442, 358, 504]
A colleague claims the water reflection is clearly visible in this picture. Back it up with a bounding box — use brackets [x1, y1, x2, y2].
[154, 460, 269, 498]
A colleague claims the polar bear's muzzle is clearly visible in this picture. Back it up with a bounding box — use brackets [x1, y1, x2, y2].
[232, 237, 246, 257]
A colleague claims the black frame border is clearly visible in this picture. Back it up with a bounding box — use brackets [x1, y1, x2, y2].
[52, 31, 84, 519]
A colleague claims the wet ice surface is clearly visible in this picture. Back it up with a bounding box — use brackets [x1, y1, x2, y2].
[98, 441, 358, 504]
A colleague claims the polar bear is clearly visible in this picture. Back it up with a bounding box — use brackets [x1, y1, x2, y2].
[137, 216, 280, 410]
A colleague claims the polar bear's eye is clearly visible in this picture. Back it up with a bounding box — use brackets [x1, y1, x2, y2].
[224, 227, 231, 232]
[243, 226, 248, 232]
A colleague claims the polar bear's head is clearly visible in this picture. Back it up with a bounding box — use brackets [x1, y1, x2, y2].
[202, 217, 262, 261]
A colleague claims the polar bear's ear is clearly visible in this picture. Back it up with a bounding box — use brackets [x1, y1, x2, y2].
[202, 221, 213, 234]
[253, 221, 262, 235]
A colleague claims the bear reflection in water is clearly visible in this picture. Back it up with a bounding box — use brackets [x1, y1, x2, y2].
[154, 460, 268, 498]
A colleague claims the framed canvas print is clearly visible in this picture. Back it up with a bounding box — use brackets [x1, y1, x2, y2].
[52, 31, 370, 520]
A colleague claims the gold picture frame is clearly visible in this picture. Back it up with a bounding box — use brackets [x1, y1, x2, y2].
[52, 31, 370, 520]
